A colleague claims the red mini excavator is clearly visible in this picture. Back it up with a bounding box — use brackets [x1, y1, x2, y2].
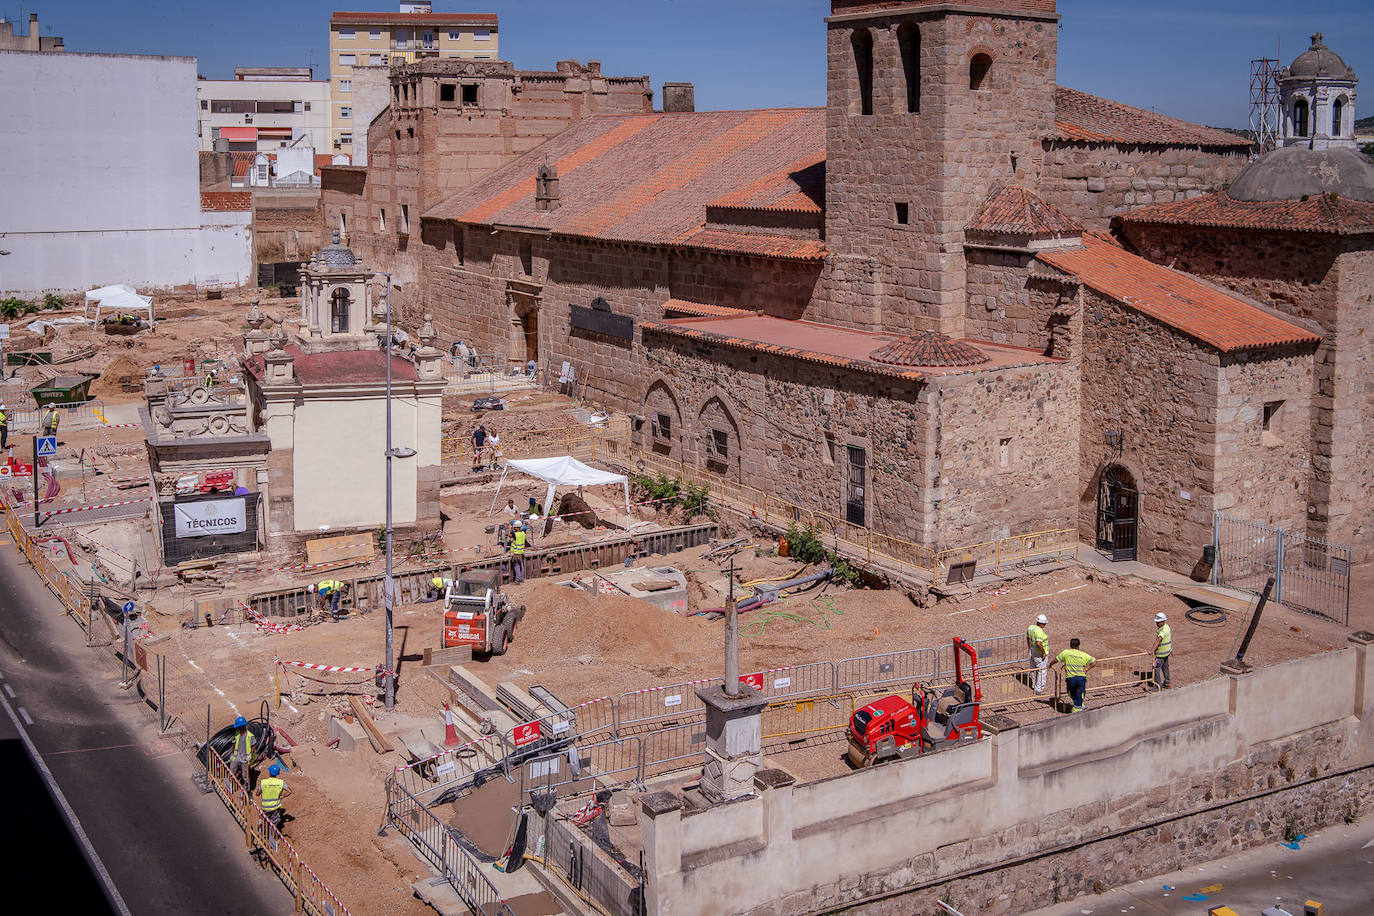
[846, 637, 983, 767]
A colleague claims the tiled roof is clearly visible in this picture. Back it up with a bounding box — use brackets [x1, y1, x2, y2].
[661, 299, 754, 318]
[869, 330, 991, 367]
[330, 11, 498, 26]
[1052, 87, 1251, 149]
[1036, 233, 1321, 353]
[708, 156, 825, 213]
[1119, 191, 1374, 236]
[200, 191, 252, 212]
[967, 186, 1082, 236]
[642, 314, 1058, 381]
[314, 154, 335, 175]
[245, 345, 420, 386]
[424, 108, 829, 261]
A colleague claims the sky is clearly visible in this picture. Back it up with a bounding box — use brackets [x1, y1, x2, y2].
[11, 0, 1373, 128]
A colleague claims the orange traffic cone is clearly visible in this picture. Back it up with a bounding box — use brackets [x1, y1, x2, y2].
[443, 703, 461, 748]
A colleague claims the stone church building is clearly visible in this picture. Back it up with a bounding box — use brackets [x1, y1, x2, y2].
[322, 1, 1373, 575]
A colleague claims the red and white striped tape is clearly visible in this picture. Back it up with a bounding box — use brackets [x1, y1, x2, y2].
[42, 496, 150, 517]
[278, 659, 376, 674]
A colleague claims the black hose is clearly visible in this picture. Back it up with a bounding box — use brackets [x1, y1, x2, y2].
[1185, 605, 1229, 628]
[196, 717, 277, 767]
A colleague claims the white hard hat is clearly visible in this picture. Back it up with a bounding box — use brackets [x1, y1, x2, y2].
[513, 519, 523, 528]
[1154, 612, 1167, 623]
[1036, 614, 1048, 625]
[306, 584, 316, 593]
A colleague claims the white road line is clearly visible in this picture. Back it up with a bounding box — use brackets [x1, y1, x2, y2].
[17, 706, 32, 725]
[2, 683, 14, 698]
[0, 689, 134, 916]
[946, 583, 1092, 616]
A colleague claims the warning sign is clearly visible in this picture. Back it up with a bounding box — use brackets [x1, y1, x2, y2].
[511, 720, 542, 748]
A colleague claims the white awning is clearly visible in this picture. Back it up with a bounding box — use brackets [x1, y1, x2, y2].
[84, 285, 154, 327]
[504, 456, 627, 488]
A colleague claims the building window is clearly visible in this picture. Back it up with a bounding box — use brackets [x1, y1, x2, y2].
[1294, 99, 1309, 137]
[970, 53, 993, 90]
[474, 29, 491, 40]
[440, 83, 456, 102]
[379, 208, 386, 231]
[338, 28, 355, 40]
[338, 54, 355, 66]
[304, 101, 311, 111]
[339, 106, 352, 119]
[407, 127, 414, 138]
[370, 53, 383, 65]
[339, 132, 352, 145]
[999, 437, 1012, 469]
[339, 80, 351, 93]
[895, 202, 909, 225]
[1332, 98, 1344, 136]
[1262, 400, 1284, 446]
[711, 429, 730, 460]
[448, 30, 461, 40]
[519, 238, 533, 276]
[401, 204, 410, 233]
[461, 83, 478, 105]
[369, 29, 382, 40]
[422, 31, 434, 48]
[200, 99, 208, 110]
[331, 288, 350, 333]
[339, 212, 347, 238]
[898, 22, 920, 113]
[851, 29, 873, 116]
[653, 412, 672, 442]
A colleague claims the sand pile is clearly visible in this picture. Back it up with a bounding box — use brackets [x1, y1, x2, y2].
[89, 355, 145, 399]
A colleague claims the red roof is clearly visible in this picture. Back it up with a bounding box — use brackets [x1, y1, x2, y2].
[245, 346, 420, 385]
[1053, 87, 1251, 149]
[330, 11, 497, 26]
[200, 191, 252, 212]
[708, 156, 824, 213]
[1036, 233, 1321, 353]
[643, 314, 1057, 381]
[424, 108, 829, 261]
[661, 299, 753, 318]
[967, 186, 1082, 236]
[1119, 191, 1374, 236]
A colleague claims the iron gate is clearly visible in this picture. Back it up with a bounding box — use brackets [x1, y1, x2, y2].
[1095, 465, 1137, 561]
[1213, 513, 1350, 625]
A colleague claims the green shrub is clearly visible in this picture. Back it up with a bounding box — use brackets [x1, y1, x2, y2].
[783, 523, 827, 565]
[0, 297, 24, 319]
[680, 481, 711, 519]
[43, 293, 65, 311]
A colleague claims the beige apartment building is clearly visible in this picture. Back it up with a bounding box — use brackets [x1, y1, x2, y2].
[328, 1, 498, 157]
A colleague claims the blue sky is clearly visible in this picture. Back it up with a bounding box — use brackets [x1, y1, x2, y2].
[13, 1, 1373, 127]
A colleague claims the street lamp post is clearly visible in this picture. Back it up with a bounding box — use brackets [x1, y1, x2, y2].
[0, 250, 11, 377]
[381, 274, 415, 711]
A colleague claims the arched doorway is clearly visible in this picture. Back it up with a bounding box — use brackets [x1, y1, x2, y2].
[330, 287, 350, 333]
[1096, 465, 1138, 561]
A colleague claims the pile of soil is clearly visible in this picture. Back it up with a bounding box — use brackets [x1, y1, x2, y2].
[89, 355, 145, 399]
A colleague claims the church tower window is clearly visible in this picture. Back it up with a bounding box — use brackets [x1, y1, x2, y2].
[898, 23, 920, 113]
[969, 53, 993, 91]
[852, 29, 874, 116]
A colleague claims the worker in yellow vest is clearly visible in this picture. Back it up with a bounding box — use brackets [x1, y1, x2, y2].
[426, 575, 453, 602]
[229, 715, 253, 784]
[1026, 614, 1050, 695]
[1050, 638, 1096, 712]
[509, 519, 528, 583]
[0, 403, 8, 451]
[256, 763, 290, 828]
[1152, 612, 1173, 689]
[42, 405, 59, 438]
[308, 580, 348, 620]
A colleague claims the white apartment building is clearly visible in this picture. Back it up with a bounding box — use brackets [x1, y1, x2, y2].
[197, 67, 332, 153]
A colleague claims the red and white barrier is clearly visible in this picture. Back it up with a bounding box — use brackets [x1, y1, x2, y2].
[42, 496, 150, 518]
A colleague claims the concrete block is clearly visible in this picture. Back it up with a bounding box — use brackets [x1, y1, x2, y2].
[329, 716, 367, 752]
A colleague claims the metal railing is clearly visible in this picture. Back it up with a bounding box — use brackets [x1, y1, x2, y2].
[1213, 513, 1350, 624]
[836, 648, 938, 693]
[383, 776, 514, 916]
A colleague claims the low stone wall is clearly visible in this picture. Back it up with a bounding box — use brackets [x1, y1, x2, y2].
[639, 637, 1374, 916]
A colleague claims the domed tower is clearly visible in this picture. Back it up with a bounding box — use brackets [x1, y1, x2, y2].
[1278, 33, 1358, 150]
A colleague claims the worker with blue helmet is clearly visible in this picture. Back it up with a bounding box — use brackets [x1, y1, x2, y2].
[257, 762, 290, 827]
[229, 716, 253, 784]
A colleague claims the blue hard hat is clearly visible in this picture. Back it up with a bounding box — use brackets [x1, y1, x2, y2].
[268, 764, 281, 776]
[234, 716, 248, 728]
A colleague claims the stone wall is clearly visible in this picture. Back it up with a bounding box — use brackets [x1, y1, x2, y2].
[639, 638, 1374, 916]
[962, 247, 1077, 354]
[1041, 141, 1248, 231]
[820, 5, 1058, 335]
[252, 190, 324, 263]
[1119, 221, 1370, 559]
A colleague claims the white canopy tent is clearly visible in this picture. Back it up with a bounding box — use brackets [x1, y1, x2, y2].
[85, 284, 155, 328]
[489, 456, 631, 527]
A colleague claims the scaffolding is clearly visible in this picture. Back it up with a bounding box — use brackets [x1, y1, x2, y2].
[1250, 58, 1281, 154]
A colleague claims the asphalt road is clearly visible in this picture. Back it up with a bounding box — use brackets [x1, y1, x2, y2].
[0, 539, 290, 914]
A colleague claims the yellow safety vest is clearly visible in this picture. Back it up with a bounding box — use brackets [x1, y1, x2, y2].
[1026, 624, 1048, 655]
[44, 409, 58, 429]
[318, 580, 344, 594]
[0, 411, 7, 425]
[233, 729, 254, 761]
[511, 531, 527, 555]
[1057, 648, 1095, 679]
[431, 576, 446, 589]
[1155, 624, 1172, 658]
[259, 777, 285, 811]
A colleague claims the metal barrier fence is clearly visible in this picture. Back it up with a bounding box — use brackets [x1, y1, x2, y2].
[1213, 513, 1350, 624]
[440, 418, 631, 466]
[836, 648, 938, 693]
[6, 398, 109, 432]
[761, 693, 860, 743]
[639, 721, 706, 779]
[937, 634, 1029, 680]
[383, 776, 515, 916]
[543, 813, 644, 916]
[393, 733, 505, 803]
[207, 752, 351, 916]
[1064, 652, 1154, 701]
[519, 735, 643, 803]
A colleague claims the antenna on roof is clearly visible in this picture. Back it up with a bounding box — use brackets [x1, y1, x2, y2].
[1249, 56, 1280, 156]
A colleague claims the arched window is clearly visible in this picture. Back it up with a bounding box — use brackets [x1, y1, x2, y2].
[852, 29, 873, 116]
[330, 287, 350, 333]
[969, 53, 993, 91]
[1294, 99, 1309, 137]
[1332, 98, 1344, 136]
[897, 23, 920, 113]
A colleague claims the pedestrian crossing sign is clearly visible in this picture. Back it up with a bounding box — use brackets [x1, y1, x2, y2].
[36, 435, 57, 457]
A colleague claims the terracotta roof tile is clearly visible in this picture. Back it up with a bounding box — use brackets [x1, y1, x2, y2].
[330, 11, 497, 26]
[200, 191, 251, 212]
[708, 156, 825, 213]
[1119, 191, 1374, 235]
[245, 345, 419, 386]
[1053, 87, 1251, 149]
[967, 186, 1082, 236]
[869, 330, 991, 367]
[1036, 233, 1321, 352]
[424, 108, 828, 259]
[642, 314, 1058, 381]
[661, 299, 754, 318]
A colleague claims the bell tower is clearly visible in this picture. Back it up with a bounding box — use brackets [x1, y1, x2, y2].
[820, 0, 1060, 336]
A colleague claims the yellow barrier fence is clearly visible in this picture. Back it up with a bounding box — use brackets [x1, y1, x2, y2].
[1058, 652, 1154, 702]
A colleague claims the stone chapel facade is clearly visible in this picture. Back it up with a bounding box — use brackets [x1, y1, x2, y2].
[324, 1, 1373, 576]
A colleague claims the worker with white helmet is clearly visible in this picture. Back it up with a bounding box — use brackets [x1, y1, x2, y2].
[509, 518, 528, 583]
[1026, 613, 1050, 695]
[0, 403, 8, 451]
[1151, 612, 1172, 689]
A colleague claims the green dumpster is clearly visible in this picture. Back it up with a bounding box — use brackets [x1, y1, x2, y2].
[30, 374, 95, 406]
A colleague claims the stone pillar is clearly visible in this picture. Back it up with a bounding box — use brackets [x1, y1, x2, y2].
[696, 682, 766, 804]
[1350, 630, 1374, 725]
[640, 791, 683, 915]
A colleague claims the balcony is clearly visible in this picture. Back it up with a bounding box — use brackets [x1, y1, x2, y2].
[390, 40, 437, 66]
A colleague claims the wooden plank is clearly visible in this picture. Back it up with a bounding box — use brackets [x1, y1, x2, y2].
[348, 696, 394, 754]
[306, 533, 374, 566]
